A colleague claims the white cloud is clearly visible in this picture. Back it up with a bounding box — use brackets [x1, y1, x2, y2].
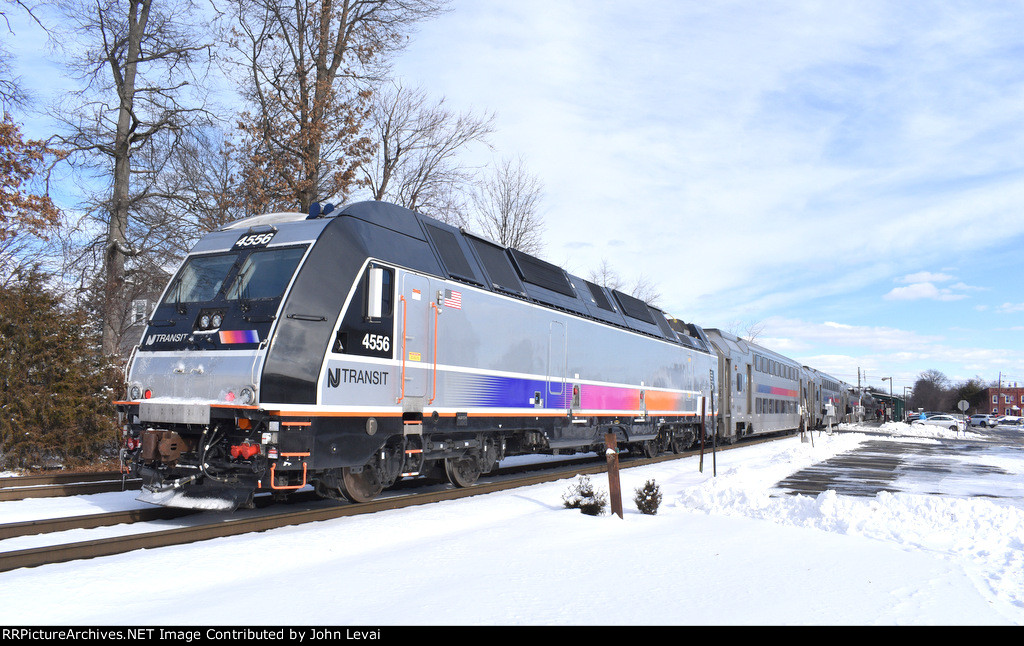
[757, 316, 1024, 390]
[883, 283, 968, 301]
[949, 282, 988, 292]
[883, 273, 985, 302]
[899, 271, 954, 283]
[763, 317, 946, 354]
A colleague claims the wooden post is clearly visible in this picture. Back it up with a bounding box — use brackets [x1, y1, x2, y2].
[712, 409, 717, 477]
[605, 432, 623, 519]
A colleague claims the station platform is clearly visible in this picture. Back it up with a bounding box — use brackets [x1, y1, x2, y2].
[774, 425, 1024, 500]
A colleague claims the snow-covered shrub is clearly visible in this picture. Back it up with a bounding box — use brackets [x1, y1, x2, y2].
[633, 479, 662, 515]
[562, 474, 607, 516]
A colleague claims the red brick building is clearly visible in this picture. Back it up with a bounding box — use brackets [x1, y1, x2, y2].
[977, 386, 1024, 416]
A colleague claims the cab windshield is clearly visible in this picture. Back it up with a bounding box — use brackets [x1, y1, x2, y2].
[165, 246, 306, 305]
[225, 247, 307, 301]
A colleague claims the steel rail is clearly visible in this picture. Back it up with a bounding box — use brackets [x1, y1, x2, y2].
[0, 479, 142, 502]
[0, 471, 127, 488]
[0, 507, 198, 541]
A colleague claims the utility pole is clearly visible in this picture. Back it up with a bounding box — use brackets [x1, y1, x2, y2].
[998, 372, 1003, 415]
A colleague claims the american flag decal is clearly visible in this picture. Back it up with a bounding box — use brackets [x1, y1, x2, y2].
[443, 289, 462, 309]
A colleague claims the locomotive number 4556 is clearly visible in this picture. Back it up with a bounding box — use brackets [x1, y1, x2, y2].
[361, 333, 391, 353]
[234, 232, 276, 248]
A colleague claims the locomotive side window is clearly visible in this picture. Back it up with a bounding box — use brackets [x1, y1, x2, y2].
[332, 264, 395, 358]
[365, 266, 393, 320]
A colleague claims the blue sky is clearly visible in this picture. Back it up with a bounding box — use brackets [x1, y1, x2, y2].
[6, 1, 1024, 397]
[381, 0, 1024, 396]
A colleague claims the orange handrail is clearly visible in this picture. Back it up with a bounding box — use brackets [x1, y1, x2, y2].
[269, 452, 310, 490]
[428, 302, 439, 405]
[397, 294, 407, 404]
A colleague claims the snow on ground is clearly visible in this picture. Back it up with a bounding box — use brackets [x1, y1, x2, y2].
[1, 422, 1023, 626]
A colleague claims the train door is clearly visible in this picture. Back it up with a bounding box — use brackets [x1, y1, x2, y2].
[547, 320, 566, 408]
[398, 273, 435, 405]
[745, 363, 753, 417]
[721, 357, 733, 437]
[800, 379, 807, 429]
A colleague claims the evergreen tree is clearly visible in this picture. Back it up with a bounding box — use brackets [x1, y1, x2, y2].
[0, 272, 120, 468]
[634, 479, 662, 515]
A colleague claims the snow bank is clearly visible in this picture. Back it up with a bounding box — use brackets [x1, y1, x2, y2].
[839, 420, 984, 440]
[679, 428, 1024, 621]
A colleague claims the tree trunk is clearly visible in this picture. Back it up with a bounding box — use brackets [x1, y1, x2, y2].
[100, 0, 148, 356]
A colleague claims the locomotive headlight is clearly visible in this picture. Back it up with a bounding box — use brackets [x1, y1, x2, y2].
[200, 314, 211, 329]
[211, 313, 223, 328]
[128, 384, 143, 400]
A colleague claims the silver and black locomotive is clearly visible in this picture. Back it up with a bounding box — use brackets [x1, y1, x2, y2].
[117, 201, 851, 509]
[118, 202, 724, 507]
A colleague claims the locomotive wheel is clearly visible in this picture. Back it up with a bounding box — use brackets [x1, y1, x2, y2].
[671, 428, 695, 453]
[641, 440, 658, 459]
[444, 456, 482, 488]
[340, 467, 384, 503]
[670, 436, 685, 453]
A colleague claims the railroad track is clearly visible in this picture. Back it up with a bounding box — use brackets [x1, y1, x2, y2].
[0, 471, 141, 501]
[0, 432, 790, 573]
[0, 506, 198, 541]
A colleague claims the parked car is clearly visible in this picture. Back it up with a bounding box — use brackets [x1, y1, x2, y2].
[969, 414, 997, 428]
[911, 414, 966, 432]
[995, 416, 1024, 426]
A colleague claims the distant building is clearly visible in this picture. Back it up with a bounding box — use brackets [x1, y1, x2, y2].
[869, 391, 905, 421]
[118, 297, 154, 356]
[116, 269, 172, 358]
[974, 386, 1024, 416]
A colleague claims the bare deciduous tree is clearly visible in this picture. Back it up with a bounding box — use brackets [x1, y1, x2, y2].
[588, 258, 662, 307]
[51, 0, 214, 355]
[0, 1, 52, 110]
[225, 0, 447, 216]
[470, 156, 544, 255]
[911, 369, 953, 412]
[725, 319, 766, 342]
[363, 80, 494, 225]
[57, 125, 247, 354]
[629, 273, 662, 307]
[588, 258, 623, 292]
[145, 127, 247, 255]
